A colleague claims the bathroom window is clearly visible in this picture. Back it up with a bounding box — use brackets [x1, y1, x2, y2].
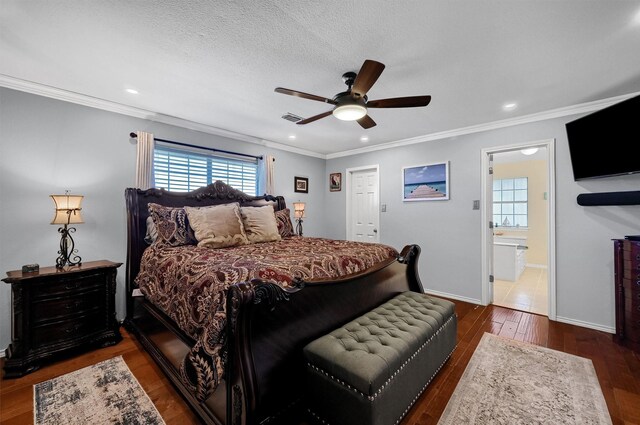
[493, 178, 528, 228]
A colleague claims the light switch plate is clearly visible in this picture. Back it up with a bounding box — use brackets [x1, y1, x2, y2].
[381, 204, 387, 212]
[473, 200, 480, 210]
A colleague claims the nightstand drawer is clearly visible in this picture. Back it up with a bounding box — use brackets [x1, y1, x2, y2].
[2, 260, 122, 377]
[32, 272, 106, 299]
[32, 289, 104, 323]
[623, 267, 640, 280]
[32, 313, 104, 348]
[624, 278, 640, 294]
[622, 249, 640, 264]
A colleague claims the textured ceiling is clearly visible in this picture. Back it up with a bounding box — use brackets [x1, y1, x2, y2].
[2, 1, 640, 156]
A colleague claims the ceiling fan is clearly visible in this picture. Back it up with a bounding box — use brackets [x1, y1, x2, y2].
[274, 59, 431, 129]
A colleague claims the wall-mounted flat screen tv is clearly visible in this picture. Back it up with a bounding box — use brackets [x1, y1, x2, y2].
[565, 94, 640, 180]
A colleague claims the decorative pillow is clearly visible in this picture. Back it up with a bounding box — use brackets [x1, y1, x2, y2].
[144, 215, 158, 245]
[148, 203, 196, 247]
[275, 208, 294, 238]
[240, 206, 282, 244]
[185, 203, 249, 249]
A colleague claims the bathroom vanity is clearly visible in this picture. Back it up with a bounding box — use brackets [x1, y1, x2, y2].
[494, 236, 527, 282]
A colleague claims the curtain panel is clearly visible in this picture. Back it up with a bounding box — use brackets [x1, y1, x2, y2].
[135, 131, 155, 189]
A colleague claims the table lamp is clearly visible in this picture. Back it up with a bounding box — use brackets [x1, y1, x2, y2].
[51, 192, 84, 268]
[293, 202, 306, 236]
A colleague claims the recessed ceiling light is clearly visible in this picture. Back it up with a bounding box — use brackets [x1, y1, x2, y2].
[521, 147, 539, 156]
[125, 88, 139, 94]
[288, 135, 296, 139]
[503, 102, 517, 111]
[360, 136, 369, 142]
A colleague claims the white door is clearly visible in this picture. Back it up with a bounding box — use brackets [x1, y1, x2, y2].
[486, 153, 495, 304]
[481, 140, 556, 319]
[348, 168, 379, 242]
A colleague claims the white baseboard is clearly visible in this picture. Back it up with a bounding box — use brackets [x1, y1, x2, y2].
[424, 288, 615, 335]
[423, 288, 482, 305]
[555, 316, 615, 334]
[526, 263, 547, 269]
[0, 351, 4, 359]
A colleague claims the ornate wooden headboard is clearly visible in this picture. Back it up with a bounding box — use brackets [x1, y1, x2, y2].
[124, 181, 286, 320]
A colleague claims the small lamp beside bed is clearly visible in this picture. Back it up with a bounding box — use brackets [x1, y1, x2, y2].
[50, 191, 84, 268]
[293, 202, 305, 236]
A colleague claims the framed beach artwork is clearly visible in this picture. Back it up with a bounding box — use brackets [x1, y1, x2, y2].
[402, 162, 449, 201]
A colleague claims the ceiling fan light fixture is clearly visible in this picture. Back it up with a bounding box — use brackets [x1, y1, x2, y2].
[332, 104, 367, 121]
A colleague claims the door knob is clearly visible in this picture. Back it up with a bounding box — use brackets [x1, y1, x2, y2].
[373, 229, 378, 233]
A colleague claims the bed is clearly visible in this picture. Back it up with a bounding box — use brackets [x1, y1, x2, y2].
[124, 181, 424, 425]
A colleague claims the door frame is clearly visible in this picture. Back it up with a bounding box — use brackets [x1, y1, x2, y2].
[480, 138, 557, 320]
[345, 164, 380, 241]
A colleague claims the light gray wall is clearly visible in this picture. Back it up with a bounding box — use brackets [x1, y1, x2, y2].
[326, 116, 640, 331]
[0, 88, 326, 351]
[2, 86, 638, 351]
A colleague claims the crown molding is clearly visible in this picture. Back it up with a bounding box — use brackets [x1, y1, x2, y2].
[3, 74, 636, 162]
[326, 91, 640, 159]
[0, 74, 325, 159]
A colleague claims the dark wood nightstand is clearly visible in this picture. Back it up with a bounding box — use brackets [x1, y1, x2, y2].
[2, 260, 123, 378]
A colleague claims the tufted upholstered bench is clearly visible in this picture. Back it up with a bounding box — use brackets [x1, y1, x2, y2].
[303, 291, 457, 425]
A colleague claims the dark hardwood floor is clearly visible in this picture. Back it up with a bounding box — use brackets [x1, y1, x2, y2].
[1, 301, 639, 424]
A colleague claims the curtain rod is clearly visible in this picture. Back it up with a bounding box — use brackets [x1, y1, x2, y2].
[129, 132, 263, 161]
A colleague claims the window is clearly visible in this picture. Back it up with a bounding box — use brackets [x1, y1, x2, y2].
[493, 177, 528, 228]
[153, 144, 258, 195]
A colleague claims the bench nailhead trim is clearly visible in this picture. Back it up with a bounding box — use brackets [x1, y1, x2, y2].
[393, 346, 455, 425]
[307, 314, 455, 401]
[307, 346, 457, 425]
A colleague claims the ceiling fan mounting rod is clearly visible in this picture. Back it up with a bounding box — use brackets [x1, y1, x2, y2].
[342, 71, 357, 90]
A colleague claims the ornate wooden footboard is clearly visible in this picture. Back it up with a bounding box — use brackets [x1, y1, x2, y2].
[124, 182, 423, 425]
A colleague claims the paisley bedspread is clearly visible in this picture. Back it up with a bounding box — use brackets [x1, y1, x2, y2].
[134, 236, 398, 400]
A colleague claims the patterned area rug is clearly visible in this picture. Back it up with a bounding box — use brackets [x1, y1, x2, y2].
[438, 333, 612, 424]
[34, 356, 165, 425]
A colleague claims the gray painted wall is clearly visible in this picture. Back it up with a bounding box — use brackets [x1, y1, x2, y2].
[0, 88, 326, 351]
[2, 86, 638, 352]
[326, 116, 640, 331]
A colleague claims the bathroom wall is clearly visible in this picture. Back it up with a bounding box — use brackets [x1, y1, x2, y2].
[493, 159, 548, 267]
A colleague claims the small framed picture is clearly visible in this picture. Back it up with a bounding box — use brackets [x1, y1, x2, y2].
[294, 176, 309, 193]
[402, 161, 450, 201]
[329, 172, 342, 192]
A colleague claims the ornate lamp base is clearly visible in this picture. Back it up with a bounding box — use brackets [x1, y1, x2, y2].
[295, 219, 304, 236]
[56, 225, 82, 268]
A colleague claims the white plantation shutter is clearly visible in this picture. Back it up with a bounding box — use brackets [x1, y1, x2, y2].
[153, 145, 258, 195]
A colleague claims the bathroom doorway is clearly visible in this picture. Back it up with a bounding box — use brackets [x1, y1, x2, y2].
[481, 140, 556, 319]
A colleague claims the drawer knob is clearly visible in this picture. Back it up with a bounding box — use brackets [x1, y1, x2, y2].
[65, 325, 82, 333]
[65, 283, 79, 290]
[65, 301, 83, 310]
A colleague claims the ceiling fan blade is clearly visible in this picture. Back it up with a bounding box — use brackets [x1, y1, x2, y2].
[352, 60, 385, 97]
[296, 110, 333, 125]
[357, 115, 376, 129]
[367, 96, 432, 108]
[274, 87, 336, 104]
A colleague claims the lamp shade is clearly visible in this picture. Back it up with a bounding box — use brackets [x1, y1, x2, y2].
[293, 202, 306, 219]
[50, 194, 84, 225]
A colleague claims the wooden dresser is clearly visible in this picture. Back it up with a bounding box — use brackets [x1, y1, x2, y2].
[614, 238, 640, 353]
[2, 260, 122, 377]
